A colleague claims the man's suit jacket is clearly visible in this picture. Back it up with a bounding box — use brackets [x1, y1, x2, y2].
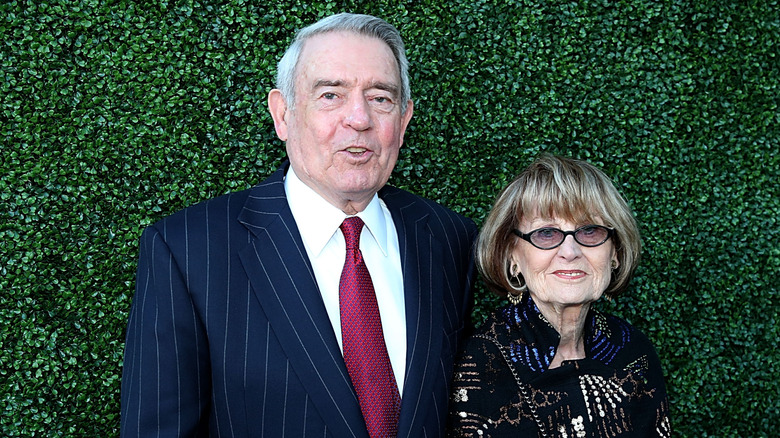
[120, 163, 477, 437]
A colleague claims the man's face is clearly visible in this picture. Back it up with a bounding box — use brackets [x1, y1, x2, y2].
[269, 31, 414, 213]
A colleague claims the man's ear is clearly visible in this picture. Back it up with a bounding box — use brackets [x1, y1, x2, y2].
[398, 99, 414, 147]
[268, 89, 289, 141]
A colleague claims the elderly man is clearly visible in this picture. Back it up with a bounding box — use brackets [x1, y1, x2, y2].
[120, 13, 477, 438]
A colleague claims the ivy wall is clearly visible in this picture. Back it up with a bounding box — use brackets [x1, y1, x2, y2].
[2, 0, 778, 436]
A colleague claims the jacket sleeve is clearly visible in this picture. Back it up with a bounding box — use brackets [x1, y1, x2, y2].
[632, 330, 673, 437]
[120, 225, 210, 437]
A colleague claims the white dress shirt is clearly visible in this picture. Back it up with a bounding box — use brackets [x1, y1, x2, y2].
[284, 166, 407, 393]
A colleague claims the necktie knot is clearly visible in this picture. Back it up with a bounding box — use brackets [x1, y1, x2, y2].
[341, 216, 365, 250]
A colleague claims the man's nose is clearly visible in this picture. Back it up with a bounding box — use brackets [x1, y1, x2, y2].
[344, 97, 371, 130]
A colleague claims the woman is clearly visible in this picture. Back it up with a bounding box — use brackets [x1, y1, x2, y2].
[447, 154, 671, 437]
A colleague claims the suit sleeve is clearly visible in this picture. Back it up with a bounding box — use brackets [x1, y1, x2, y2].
[120, 225, 210, 437]
[460, 220, 478, 337]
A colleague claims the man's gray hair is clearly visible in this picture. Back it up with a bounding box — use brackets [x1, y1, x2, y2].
[275, 13, 411, 114]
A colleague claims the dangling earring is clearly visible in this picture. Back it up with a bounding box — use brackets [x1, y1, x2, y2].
[507, 263, 526, 305]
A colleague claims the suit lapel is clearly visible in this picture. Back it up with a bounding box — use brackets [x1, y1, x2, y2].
[236, 165, 367, 438]
[382, 188, 444, 436]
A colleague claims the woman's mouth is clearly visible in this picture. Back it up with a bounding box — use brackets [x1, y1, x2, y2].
[553, 270, 586, 279]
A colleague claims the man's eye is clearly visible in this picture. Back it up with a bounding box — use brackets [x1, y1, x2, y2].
[322, 92, 337, 100]
[371, 95, 395, 109]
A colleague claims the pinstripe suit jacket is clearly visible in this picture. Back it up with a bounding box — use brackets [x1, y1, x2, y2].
[120, 163, 477, 437]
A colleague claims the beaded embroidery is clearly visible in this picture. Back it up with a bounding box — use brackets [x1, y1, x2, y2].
[446, 296, 671, 437]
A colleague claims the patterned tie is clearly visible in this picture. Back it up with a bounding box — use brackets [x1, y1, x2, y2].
[339, 217, 401, 438]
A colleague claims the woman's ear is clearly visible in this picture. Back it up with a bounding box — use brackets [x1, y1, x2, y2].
[510, 261, 519, 276]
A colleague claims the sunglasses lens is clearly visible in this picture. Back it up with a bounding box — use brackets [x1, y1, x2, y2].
[575, 226, 609, 246]
[530, 228, 564, 249]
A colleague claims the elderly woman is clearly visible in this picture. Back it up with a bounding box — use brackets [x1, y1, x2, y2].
[447, 154, 671, 437]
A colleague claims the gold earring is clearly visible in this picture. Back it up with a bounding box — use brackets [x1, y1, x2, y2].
[611, 260, 618, 270]
[508, 263, 525, 305]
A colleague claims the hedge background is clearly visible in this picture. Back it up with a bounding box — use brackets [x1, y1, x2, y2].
[2, 0, 777, 436]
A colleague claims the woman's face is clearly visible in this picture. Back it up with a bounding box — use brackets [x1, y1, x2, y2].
[512, 216, 617, 308]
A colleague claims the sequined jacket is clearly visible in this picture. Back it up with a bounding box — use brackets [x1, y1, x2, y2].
[446, 295, 671, 437]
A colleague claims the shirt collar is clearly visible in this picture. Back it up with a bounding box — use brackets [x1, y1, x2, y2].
[284, 165, 389, 257]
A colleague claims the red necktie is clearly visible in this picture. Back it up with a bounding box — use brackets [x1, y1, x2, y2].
[339, 217, 401, 438]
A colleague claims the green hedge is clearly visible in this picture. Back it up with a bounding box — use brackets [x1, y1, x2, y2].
[2, 0, 777, 435]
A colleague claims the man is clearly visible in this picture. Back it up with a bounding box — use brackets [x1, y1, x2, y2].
[120, 13, 476, 437]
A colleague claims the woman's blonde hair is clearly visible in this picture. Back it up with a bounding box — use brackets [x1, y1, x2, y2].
[476, 154, 641, 299]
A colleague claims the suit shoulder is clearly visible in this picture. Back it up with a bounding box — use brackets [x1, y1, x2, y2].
[136, 186, 261, 262]
[147, 164, 287, 233]
[149, 188, 253, 230]
[380, 185, 476, 229]
[141, 187, 264, 255]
